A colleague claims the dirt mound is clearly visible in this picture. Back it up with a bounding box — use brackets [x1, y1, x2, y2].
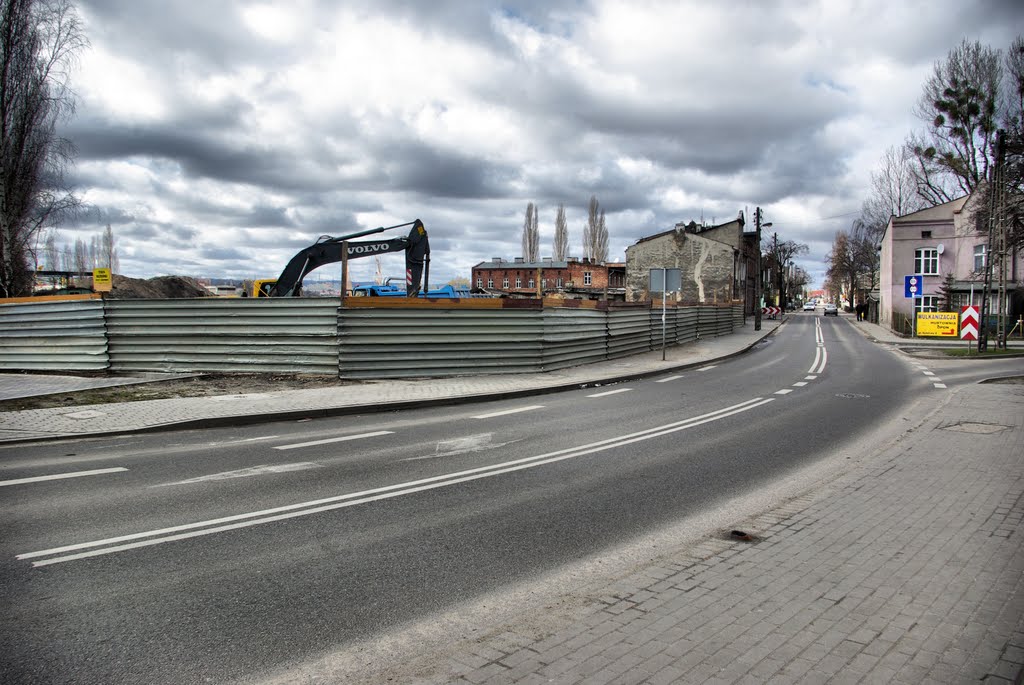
[110, 275, 212, 299]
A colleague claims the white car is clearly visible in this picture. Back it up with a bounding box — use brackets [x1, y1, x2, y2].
[802, 302, 816, 311]
[823, 303, 839, 316]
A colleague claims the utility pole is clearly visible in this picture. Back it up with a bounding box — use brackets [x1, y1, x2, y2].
[754, 208, 763, 331]
[772, 232, 781, 312]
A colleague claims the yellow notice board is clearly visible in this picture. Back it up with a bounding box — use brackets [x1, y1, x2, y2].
[916, 311, 958, 337]
[92, 268, 112, 292]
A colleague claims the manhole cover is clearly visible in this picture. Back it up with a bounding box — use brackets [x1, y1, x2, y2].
[836, 393, 871, 399]
[63, 409, 107, 419]
[941, 422, 1010, 434]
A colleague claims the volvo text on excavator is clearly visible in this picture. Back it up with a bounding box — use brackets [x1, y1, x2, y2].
[256, 220, 429, 297]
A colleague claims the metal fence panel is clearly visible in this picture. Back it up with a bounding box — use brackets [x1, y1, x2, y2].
[675, 307, 699, 344]
[339, 308, 544, 378]
[542, 308, 607, 370]
[0, 299, 108, 370]
[106, 299, 339, 374]
[607, 309, 652, 359]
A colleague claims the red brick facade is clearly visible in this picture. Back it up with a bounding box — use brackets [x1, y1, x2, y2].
[471, 258, 624, 298]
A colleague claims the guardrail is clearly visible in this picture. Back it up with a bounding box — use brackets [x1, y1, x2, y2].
[0, 296, 744, 378]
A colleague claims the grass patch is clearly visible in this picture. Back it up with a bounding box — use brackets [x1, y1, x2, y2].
[942, 347, 1024, 357]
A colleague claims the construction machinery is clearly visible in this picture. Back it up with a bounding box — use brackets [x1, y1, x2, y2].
[256, 220, 429, 297]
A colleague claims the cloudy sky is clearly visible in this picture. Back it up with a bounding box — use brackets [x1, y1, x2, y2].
[54, 0, 1022, 288]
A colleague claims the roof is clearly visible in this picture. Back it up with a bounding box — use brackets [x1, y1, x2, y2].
[892, 195, 969, 223]
[632, 215, 744, 247]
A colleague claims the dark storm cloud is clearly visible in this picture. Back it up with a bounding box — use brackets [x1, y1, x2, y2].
[375, 139, 520, 199]
[67, 119, 343, 193]
[63, 204, 137, 228]
[78, 0, 300, 67]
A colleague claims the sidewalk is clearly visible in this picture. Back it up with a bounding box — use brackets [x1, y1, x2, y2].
[0, 321, 781, 444]
[289, 376, 1024, 685]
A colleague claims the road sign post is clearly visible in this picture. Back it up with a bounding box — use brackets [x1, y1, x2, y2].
[961, 305, 979, 353]
[904, 275, 922, 337]
[650, 269, 681, 360]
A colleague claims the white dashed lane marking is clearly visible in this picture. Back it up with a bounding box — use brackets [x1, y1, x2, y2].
[587, 388, 633, 398]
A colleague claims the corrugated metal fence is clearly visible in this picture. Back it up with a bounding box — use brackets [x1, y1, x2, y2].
[0, 297, 108, 371]
[0, 297, 746, 378]
[105, 299, 340, 374]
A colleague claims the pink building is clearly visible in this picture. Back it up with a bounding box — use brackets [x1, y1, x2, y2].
[878, 191, 1022, 334]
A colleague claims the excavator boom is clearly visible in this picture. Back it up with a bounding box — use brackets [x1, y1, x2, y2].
[263, 220, 429, 297]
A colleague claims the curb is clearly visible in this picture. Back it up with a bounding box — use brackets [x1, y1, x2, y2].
[0, 325, 784, 445]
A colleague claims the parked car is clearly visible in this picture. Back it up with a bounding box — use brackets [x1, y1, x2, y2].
[802, 302, 816, 311]
[823, 303, 838, 316]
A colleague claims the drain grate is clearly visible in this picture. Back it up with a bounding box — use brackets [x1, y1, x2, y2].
[836, 393, 871, 399]
[941, 422, 1010, 434]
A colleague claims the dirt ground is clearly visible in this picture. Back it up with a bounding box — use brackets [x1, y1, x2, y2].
[108, 274, 213, 298]
[0, 373, 356, 412]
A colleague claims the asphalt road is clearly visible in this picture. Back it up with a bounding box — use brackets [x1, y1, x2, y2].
[2, 315, 1020, 683]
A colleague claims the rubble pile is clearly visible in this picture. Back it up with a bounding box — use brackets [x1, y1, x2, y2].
[109, 275, 212, 299]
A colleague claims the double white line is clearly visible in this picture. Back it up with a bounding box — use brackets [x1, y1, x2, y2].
[18, 397, 773, 567]
[809, 319, 828, 375]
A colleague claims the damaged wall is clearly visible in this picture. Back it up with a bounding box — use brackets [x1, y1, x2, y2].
[625, 227, 736, 304]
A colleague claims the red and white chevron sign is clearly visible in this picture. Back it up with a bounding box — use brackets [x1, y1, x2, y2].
[762, 306, 781, 317]
[960, 305, 979, 341]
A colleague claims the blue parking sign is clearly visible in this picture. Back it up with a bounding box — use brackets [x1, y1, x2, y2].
[904, 274, 922, 298]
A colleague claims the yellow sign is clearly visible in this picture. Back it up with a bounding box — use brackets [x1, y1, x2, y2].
[916, 311, 958, 337]
[92, 268, 112, 292]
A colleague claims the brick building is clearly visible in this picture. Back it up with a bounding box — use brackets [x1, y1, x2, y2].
[471, 257, 625, 299]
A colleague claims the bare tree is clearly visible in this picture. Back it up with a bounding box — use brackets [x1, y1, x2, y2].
[582, 195, 608, 263]
[521, 202, 539, 262]
[907, 38, 1003, 204]
[766, 233, 809, 310]
[71, 235, 85, 273]
[1004, 36, 1024, 136]
[42, 227, 56, 269]
[862, 145, 927, 236]
[0, 0, 86, 297]
[553, 204, 568, 261]
[100, 223, 119, 271]
[825, 226, 876, 310]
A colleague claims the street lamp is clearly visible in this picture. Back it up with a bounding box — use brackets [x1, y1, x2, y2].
[753, 207, 772, 331]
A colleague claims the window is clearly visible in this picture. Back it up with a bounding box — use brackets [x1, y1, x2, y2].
[487, 278, 493, 288]
[915, 296, 939, 314]
[515, 276, 522, 288]
[541, 278, 547, 288]
[974, 244, 987, 272]
[583, 271, 592, 285]
[476, 278, 483, 288]
[502, 277, 509, 288]
[556, 277, 563, 288]
[921, 230, 932, 239]
[528, 278, 534, 288]
[914, 248, 939, 275]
